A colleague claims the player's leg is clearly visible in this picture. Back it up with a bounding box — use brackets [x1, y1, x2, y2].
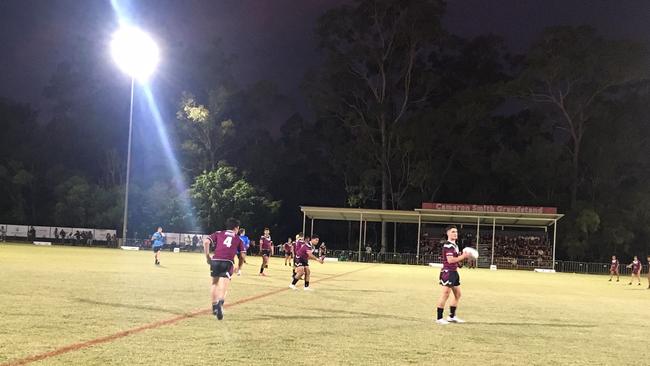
[436, 286, 451, 324]
[609, 270, 613, 281]
[260, 253, 268, 275]
[290, 266, 305, 289]
[211, 276, 230, 320]
[447, 286, 465, 323]
[616, 270, 619, 281]
[304, 267, 311, 290]
[236, 253, 244, 276]
[154, 246, 160, 265]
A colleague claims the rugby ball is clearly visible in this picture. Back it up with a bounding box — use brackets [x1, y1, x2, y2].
[462, 247, 479, 259]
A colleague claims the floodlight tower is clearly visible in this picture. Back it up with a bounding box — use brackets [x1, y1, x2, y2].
[110, 26, 159, 244]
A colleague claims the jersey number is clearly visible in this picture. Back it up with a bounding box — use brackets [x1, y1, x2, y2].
[223, 236, 232, 248]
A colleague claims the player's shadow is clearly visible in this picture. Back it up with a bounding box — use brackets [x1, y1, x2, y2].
[471, 322, 595, 328]
[74, 298, 187, 316]
[245, 314, 358, 321]
[318, 288, 394, 293]
[303, 307, 421, 322]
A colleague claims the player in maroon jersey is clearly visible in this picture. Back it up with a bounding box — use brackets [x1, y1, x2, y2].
[608, 255, 620, 282]
[318, 241, 327, 259]
[646, 255, 650, 289]
[289, 234, 324, 291]
[259, 228, 274, 276]
[627, 256, 642, 286]
[203, 217, 246, 320]
[283, 237, 293, 266]
[435, 225, 471, 325]
[291, 233, 304, 277]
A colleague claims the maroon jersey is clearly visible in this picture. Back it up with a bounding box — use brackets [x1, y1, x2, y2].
[260, 235, 273, 250]
[208, 230, 245, 262]
[296, 242, 314, 261]
[631, 260, 641, 273]
[283, 242, 291, 252]
[441, 241, 460, 271]
[294, 239, 305, 253]
[610, 259, 619, 271]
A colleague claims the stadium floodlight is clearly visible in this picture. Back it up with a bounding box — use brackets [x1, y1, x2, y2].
[110, 26, 160, 81]
[110, 26, 160, 244]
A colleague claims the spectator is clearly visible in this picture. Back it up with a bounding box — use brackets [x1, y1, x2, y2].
[60, 229, 66, 244]
[0, 225, 6, 242]
[28, 226, 36, 241]
[192, 234, 199, 251]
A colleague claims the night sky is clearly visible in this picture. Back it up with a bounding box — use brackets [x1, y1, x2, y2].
[1, 0, 649, 121]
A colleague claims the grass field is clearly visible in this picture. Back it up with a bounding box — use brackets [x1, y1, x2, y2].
[1, 243, 649, 366]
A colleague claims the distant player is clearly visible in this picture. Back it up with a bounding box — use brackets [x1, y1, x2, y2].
[289, 234, 324, 290]
[151, 227, 165, 265]
[236, 228, 250, 276]
[627, 256, 642, 286]
[647, 255, 650, 289]
[283, 237, 293, 266]
[259, 228, 274, 276]
[291, 233, 305, 277]
[318, 241, 327, 259]
[608, 255, 620, 282]
[436, 225, 471, 325]
[203, 217, 246, 320]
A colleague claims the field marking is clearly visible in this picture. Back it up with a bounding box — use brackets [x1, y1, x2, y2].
[1, 265, 374, 366]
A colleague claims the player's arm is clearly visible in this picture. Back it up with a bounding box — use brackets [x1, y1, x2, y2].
[270, 241, 274, 256]
[307, 250, 324, 264]
[446, 252, 469, 264]
[203, 238, 212, 265]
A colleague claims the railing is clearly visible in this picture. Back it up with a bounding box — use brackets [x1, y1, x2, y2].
[8, 238, 647, 275]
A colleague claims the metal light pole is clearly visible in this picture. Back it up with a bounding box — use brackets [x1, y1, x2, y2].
[111, 26, 160, 244]
[121, 77, 135, 242]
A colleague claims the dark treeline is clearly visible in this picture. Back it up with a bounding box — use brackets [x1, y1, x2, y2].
[1, 0, 649, 261]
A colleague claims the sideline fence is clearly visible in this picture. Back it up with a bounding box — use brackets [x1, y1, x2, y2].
[4, 238, 647, 275]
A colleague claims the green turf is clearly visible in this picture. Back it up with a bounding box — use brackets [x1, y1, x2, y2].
[1, 243, 648, 365]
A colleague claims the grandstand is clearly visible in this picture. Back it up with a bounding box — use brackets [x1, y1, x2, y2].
[301, 202, 563, 269]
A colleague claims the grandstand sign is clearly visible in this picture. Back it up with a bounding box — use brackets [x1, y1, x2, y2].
[422, 202, 557, 215]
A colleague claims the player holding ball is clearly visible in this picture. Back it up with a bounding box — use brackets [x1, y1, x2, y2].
[435, 225, 477, 325]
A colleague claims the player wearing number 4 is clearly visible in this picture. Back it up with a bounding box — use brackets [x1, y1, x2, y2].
[203, 218, 246, 320]
[435, 225, 477, 325]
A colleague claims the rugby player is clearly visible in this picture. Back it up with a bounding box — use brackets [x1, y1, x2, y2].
[203, 218, 246, 320]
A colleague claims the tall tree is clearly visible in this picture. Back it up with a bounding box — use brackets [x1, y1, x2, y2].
[510, 26, 649, 209]
[310, 0, 445, 252]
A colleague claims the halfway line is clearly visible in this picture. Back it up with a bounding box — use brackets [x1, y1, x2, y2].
[1, 265, 373, 366]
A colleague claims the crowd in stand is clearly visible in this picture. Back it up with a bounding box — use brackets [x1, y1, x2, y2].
[420, 229, 550, 261]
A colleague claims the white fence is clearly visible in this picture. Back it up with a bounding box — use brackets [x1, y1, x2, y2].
[0, 224, 117, 240]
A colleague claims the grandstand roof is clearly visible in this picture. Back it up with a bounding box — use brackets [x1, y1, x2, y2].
[300, 206, 563, 227]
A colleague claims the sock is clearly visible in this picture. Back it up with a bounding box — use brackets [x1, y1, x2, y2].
[291, 278, 299, 285]
[437, 307, 444, 320]
[305, 281, 310, 288]
[450, 306, 457, 318]
[260, 265, 264, 274]
[212, 302, 219, 313]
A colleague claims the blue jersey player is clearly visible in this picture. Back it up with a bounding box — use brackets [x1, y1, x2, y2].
[151, 227, 165, 265]
[236, 228, 250, 276]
